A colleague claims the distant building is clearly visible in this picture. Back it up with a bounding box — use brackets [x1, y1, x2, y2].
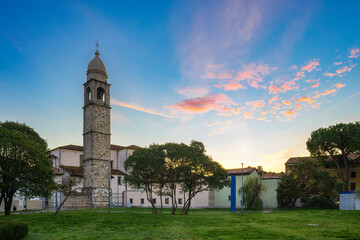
[285, 156, 360, 191]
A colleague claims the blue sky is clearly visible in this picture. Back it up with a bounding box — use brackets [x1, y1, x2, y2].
[1, 0, 360, 172]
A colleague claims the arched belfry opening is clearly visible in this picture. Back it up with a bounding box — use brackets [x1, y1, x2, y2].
[97, 87, 105, 101]
[87, 87, 92, 101]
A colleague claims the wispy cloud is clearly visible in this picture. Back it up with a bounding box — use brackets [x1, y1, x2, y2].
[296, 97, 315, 104]
[111, 99, 173, 119]
[334, 83, 346, 89]
[301, 59, 320, 72]
[349, 48, 360, 59]
[313, 89, 336, 99]
[324, 64, 357, 77]
[178, 87, 210, 98]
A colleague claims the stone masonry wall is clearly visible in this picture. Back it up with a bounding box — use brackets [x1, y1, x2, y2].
[63, 192, 92, 208]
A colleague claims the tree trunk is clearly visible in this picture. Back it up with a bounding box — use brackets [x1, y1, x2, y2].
[55, 194, 71, 215]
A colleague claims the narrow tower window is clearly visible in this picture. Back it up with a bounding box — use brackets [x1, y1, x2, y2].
[87, 87, 92, 100]
[97, 87, 105, 101]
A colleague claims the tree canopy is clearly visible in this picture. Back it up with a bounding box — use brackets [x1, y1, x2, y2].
[240, 176, 265, 210]
[306, 122, 360, 191]
[0, 121, 54, 215]
[277, 159, 339, 209]
[124, 140, 229, 214]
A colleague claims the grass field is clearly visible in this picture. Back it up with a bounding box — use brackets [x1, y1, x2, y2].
[1, 208, 360, 239]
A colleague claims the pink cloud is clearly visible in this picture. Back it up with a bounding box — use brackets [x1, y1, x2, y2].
[178, 87, 210, 98]
[201, 72, 232, 79]
[296, 97, 316, 104]
[272, 102, 281, 110]
[334, 83, 346, 89]
[313, 89, 337, 99]
[324, 64, 357, 77]
[215, 81, 246, 91]
[311, 103, 321, 109]
[334, 62, 343, 66]
[244, 111, 254, 119]
[295, 104, 302, 110]
[301, 60, 320, 72]
[269, 80, 298, 94]
[246, 100, 266, 110]
[167, 94, 235, 114]
[349, 48, 360, 59]
[311, 82, 321, 88]
[268, 96, 278, 103]
[295, 71, 305, 77]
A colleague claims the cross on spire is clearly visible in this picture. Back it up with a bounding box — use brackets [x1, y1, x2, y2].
[95, 41, 100, 56]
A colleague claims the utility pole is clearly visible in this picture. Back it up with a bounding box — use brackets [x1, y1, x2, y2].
[241, 162, 244, 214]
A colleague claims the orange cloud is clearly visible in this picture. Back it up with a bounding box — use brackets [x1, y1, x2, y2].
[296, 97, 316, 104]
[295, 71, 305, 77]
[311, 103, 321, 109]
[301, 60, 320, 72]
[262, 110, 268, 115]
[295, 104, 302, 110]
[334, 62, 343, 66]
[257, 117, 266, 121]
[244, 111, 254, 119]
[324, 64, 357, 77]
[313, 89, 337, 99]
[268, 96, 278, 103]
[272, 102, 281, 110]
[349, 48, 360, 59]
[282, 109, 296, 116]
[111, 99, 173, 118]
[201, 72, 232, 79]
[269, 80, 298, 94]
[311, 82, 321, 88]
[215, 81, 246, 91]
[282, 100, 290, 106]
[246, 100, 266, 110]
[334, 83, 346, 89]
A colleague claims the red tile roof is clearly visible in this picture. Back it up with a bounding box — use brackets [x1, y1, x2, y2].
[262, 173, 285, 180]
[59, 165, 126, 177]
[52, 144, 141, 152]
[226, 167, 257, 175]
[286, 154, 360, 165]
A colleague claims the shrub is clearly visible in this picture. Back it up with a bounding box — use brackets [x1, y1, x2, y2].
[0, 219, 28, 240]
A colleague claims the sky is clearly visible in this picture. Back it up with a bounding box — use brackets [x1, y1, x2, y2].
[1, 0, 360, 173]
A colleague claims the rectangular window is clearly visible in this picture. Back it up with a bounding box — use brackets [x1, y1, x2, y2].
[130, 198, 133, 204]
[141, 198, 144, 204]
[117, 176, 122, 185]
[165, 198, 169, 204]
[351, 171, 356, 178]
[110, 161, 113, 169]
[350, 182, 356, 191]
[178, 198, 182, 205]
[228, 195, 231, 201]
[152, 199, 156, 204]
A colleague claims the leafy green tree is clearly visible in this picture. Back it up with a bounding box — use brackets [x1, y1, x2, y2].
[124, 144, 166, 214]
[306, 122, 360, 191]
[0, 121, 54, 215]
[178, 141, 229, 214]
[276, 175, 300, 209]
[277, 159, 339, 208]
[240, 176, 265, 210]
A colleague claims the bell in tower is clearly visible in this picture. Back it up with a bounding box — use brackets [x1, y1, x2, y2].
[82, 49, 111, 207]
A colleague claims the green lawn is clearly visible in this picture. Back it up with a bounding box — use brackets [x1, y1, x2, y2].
[1, 208, 360, 239]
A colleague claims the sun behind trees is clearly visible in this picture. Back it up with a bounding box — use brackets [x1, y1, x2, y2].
[124, 140, 230, 214]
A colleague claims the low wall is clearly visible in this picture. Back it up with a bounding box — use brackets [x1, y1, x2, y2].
[339, 191, 360, 210]
[63, 192, 92, 208]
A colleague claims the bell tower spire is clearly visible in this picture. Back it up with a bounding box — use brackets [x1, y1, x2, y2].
[83, 48, 111, 207]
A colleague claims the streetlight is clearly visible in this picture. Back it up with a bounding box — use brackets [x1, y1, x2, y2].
[241, 162, 244, 214]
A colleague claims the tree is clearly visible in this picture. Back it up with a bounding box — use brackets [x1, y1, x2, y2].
[240, 176, 265, 210]
[124, 144, 166, 214]
[55, 174, 82, 215]
[0, 121, 54, 215]
[306, 122, 360, 191]
[277, 159, 339, 208]
[276, 175, 300, 209]
[178, 141, 229, 214]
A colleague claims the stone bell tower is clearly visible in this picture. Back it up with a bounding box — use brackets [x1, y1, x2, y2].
[83, 50, 111, 207]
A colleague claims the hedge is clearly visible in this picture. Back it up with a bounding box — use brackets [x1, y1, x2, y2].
[0, 219, 28, 240]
